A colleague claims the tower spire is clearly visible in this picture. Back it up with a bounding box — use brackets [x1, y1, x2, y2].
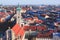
[16, 4, 21, 27]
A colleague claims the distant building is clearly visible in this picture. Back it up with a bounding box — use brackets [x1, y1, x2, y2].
[1, 27, 15, 40]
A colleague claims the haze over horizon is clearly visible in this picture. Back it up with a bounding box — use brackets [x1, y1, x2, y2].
[0, 0, 60, 5]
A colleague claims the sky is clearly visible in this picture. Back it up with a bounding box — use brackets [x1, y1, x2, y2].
[0, 0, 60, 5]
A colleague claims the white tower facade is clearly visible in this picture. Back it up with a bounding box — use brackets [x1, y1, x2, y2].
[16, 5, 21, 27]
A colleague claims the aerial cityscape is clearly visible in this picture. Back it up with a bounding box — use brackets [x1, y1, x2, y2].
[0, 4, 60, 40]
[0, 0, 60, 40]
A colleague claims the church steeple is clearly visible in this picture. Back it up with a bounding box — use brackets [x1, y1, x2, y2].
[16, 4, 22, 27]
[16, 3, 21, 11]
